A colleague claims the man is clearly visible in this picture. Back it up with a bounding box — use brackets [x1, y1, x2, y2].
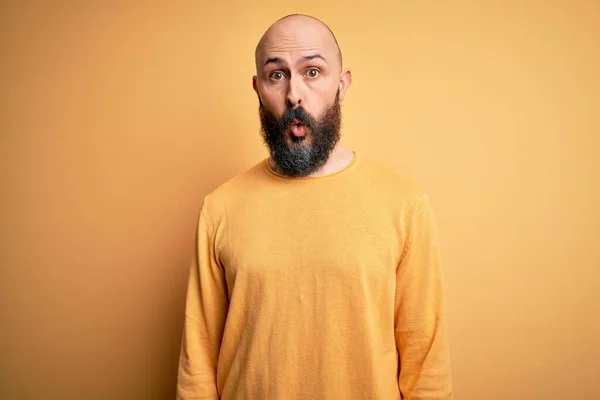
[177, 14, 452, 400]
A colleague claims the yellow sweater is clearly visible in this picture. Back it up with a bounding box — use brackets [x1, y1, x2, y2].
[177, 153, 452, 399]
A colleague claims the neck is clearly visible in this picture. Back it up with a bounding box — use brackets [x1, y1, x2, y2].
[269, 143, 355, 178]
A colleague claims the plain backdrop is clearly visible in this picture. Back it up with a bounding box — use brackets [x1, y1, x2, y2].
[1, 1, 599, 399]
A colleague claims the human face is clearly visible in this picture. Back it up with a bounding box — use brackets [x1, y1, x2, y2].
[252, 22, 351, 174]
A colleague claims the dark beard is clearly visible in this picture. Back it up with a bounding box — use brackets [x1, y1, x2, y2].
[259, 90, 341, 177]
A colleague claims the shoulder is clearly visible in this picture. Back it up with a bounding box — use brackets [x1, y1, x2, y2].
[356, 157, 441, 239]
[200, 158, 269, 219]
[356, 155, 430, 207]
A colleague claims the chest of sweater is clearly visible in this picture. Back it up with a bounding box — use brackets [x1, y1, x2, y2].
[214, 196, 404, 314]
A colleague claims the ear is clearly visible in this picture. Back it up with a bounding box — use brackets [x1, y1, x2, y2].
[337, 69, 352, 102]
[252, 75, 259, 97]
[252, 75, 264, 103]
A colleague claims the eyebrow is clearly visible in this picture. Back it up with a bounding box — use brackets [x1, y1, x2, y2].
[264, 57, 285, 67]
[263, 53, 327, 67]
[301, 54, 327, 63]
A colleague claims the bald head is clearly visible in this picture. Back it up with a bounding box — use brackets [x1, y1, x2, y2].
[254, 14, 343, 73]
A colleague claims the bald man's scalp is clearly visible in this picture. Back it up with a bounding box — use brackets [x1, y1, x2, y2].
[254, 14, 343, 72]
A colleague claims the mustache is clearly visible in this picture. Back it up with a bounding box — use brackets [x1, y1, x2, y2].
[279, 106, 315, 131]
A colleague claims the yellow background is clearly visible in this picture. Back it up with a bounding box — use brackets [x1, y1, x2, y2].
[1, 1, 599, 398]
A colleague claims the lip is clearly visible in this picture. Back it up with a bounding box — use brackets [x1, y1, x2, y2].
[290, 123, 306, 137]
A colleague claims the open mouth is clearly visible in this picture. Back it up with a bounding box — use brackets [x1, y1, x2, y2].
[290, 120, 306, 137]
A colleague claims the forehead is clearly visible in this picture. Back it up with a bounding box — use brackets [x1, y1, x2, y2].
[257, 20, 336, 66]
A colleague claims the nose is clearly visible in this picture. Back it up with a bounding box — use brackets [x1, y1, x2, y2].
[286, 75, 303, 108]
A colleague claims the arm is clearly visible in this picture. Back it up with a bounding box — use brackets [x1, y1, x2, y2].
[395, 192, 453, 399]
[177, 202, 229, 399]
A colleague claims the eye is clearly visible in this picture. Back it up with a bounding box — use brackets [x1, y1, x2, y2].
[270, 71, 286, 80]
[306, 68, 320, 78]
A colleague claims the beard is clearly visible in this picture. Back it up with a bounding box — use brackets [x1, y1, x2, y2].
[259, 90, 342, 178]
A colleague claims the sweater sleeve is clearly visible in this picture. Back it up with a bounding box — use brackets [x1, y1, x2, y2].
[394, 192, 453, 399]
[177, 202, 229, 400]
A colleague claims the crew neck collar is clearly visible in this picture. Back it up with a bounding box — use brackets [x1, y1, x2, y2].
[264, 152, 360, 181]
